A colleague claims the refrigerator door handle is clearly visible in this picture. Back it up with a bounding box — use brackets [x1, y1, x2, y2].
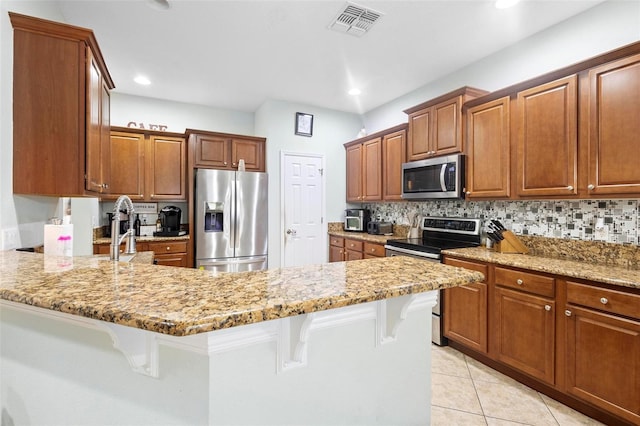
[225, 180, 234, 250]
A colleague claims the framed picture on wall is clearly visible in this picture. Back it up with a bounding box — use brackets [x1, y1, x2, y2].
[295, 112, 314, 137]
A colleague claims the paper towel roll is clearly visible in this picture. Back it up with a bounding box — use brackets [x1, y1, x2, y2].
[44, 224, 74, 256]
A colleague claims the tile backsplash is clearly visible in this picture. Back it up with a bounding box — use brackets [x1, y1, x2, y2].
[365, 199, 639, 245]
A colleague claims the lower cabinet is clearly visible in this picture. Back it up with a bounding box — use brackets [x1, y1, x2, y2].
[444, 255, 640, 425]
[328, 235, 385, 262]
[564, 281, 640, 424]
[93, 240, 189, 268]
[443, 257, 488, 353]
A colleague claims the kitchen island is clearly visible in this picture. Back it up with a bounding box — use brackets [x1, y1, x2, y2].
[0, 251, 483, 425]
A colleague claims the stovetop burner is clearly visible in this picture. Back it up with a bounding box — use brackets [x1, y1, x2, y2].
[386, 217, 482, 254]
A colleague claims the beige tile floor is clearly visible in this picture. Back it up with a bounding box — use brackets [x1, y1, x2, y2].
[431, 344, 605, 426]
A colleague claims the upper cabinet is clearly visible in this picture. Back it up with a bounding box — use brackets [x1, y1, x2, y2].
[465, 96, 511, 199]
[404, 87, 488, 162]
[188, 130, 266, 172]
[107, 128, 186, 201]
[10, 13, 114, 196]
[516, 76, 578, 197]
[586, 53, 640, 196]
[344, 124, 407, 203]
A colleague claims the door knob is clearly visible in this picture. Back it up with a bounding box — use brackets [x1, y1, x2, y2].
[286, 229, 297, 236]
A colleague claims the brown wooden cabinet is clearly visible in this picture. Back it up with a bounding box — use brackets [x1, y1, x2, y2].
[586, 53, 640, 196]
[382, 128, 406, 201]
[465, 96, 511, 199]
[93, 240, 189, 267]
[404, 87, 488, 162]
[516, 76, 578, 197]
[443, 257, 489, 353]
[564, 280, 640, 424]
[188, 130, 266, 172]
[11, 12, 114, 196]
[328, 236, 384, 262]
[329, 236, 345, 262]
[106, 128, 186, 201]
[344, 124, 407, 203]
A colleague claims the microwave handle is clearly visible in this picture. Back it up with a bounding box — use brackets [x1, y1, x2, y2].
[439, 164, 447, 191]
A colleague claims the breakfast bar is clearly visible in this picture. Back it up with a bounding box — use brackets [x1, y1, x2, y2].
[0, 251, 483, 425]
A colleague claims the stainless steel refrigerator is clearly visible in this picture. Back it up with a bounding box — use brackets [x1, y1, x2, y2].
[195, 169, 268, 272]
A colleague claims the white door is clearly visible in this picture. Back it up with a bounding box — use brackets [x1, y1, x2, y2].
[281, 152, 325, 267]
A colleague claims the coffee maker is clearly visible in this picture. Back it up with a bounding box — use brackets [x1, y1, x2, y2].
[154, 206, 185, 237]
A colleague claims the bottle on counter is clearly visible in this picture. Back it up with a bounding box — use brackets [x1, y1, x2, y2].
[134, 214, 141, 236]
[156, 217, 162, 232]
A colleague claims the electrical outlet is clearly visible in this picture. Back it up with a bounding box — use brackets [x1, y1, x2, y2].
[2, 228, 20, 250]
[593, 218, 609, 241]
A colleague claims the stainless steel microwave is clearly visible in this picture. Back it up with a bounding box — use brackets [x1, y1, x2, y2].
[401, 154, 465, 200]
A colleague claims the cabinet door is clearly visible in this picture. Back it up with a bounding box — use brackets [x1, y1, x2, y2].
[147, 136, 186, 201]
[382, 129, 406, 201]
[231, 139, 265, 171]
[362, 138, 382, 201]
[466, 97, 511, 198]
[516, 76, 578, 197]
[565, 306, 640, 424]
[345, 250, 364, 261]
[345, 144, 362, 202]
[194, 135, 231, 169]
[432, 96, 463, 156]
[493, 286, 555, 385]
[407, 108, 432, 161]
[154, 254, 188, 268]
[108, 131, 145, 200]
[100, 82, 111, 194]
[587, 53, 640, 196]
[85, 48, 107, 194]
[443, 257, 488, 353]
[329, 245, 344, 262]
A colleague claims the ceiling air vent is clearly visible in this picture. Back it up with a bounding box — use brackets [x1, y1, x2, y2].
[329, 2, 383, 37]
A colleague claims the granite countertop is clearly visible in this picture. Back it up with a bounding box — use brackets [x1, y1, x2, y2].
[442, 246, 640, 290]
[94, 235, 190, 245]
[0, 251, 484, 336]
[328, 230, 395, 245]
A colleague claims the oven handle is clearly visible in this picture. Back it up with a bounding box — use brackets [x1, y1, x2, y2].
[384, 245, 441, 260]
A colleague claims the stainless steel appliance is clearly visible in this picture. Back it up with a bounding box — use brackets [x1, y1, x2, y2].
[344, 208, 370, 232]
[195, 169, 268, 272]
[385, 216, 482, 345]
[367, 221, 392, 235]
[401, 154, 465, 200]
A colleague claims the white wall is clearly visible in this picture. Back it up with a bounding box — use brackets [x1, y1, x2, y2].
[0, 1, 68, 249]
[363, 0, 640, 133]
[111, 93, 254, 135]
[255, 99, 362, 267]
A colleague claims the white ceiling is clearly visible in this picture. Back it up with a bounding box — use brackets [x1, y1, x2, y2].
[55, 0, 604, 114]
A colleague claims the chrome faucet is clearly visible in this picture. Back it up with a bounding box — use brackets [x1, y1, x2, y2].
[110, 195, 137, 261]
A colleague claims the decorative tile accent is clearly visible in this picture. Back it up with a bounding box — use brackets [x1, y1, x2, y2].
[365, 199, 639, 246]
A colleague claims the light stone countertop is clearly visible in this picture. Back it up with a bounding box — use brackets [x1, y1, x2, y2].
[0, 251, 484, 336]
[442, 246, 640, 290]
[93, 235, 190, 245]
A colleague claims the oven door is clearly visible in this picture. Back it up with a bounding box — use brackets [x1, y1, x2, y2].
[384, 245, 447, 346]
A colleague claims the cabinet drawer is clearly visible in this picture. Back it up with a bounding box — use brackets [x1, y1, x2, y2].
[146, 241, 188, 254]
[444, 257, 488, 281]
[154, 254, 188, 268]
[363, 242, 385, 257]
[330, 236, 344, 247]
[495, 267, 555, 297]
[344, 239, 363, 252]
[567, 281, 640, 320]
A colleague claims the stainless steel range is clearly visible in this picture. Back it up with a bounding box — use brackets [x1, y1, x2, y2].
[385, 217, 482, 345]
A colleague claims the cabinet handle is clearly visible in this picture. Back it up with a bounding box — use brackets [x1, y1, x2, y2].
[224, 161, 228, 166]
[466, 191, 471, 196]
[587, 184, 595, 190]
[545, 305, 551, 311]
[516, 279, 523, 285]
[102, 183, 109, 189]
[166, 247, 171, 251]
[565, 310, 572, 317]
[371, 248, 375, 252]
[232, 162, 236, 166]
[600, 297, 608, 305]
[150, 194, 154, 198]
[567, 185, 574, 191]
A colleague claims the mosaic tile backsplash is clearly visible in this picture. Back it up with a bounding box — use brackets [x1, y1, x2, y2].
[364, 199, 639, 245]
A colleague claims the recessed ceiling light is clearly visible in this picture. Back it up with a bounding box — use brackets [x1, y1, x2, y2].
[495, 0, 520, 9]
[134, 75, 151, 86]
[348, 88, 362, 96]
[146, 0, 170, 11]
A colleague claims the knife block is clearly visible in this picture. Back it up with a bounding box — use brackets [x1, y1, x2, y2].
[495, 231, 529, 254]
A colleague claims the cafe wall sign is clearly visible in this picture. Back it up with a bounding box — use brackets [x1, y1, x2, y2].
[127, 122, 168, 131]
